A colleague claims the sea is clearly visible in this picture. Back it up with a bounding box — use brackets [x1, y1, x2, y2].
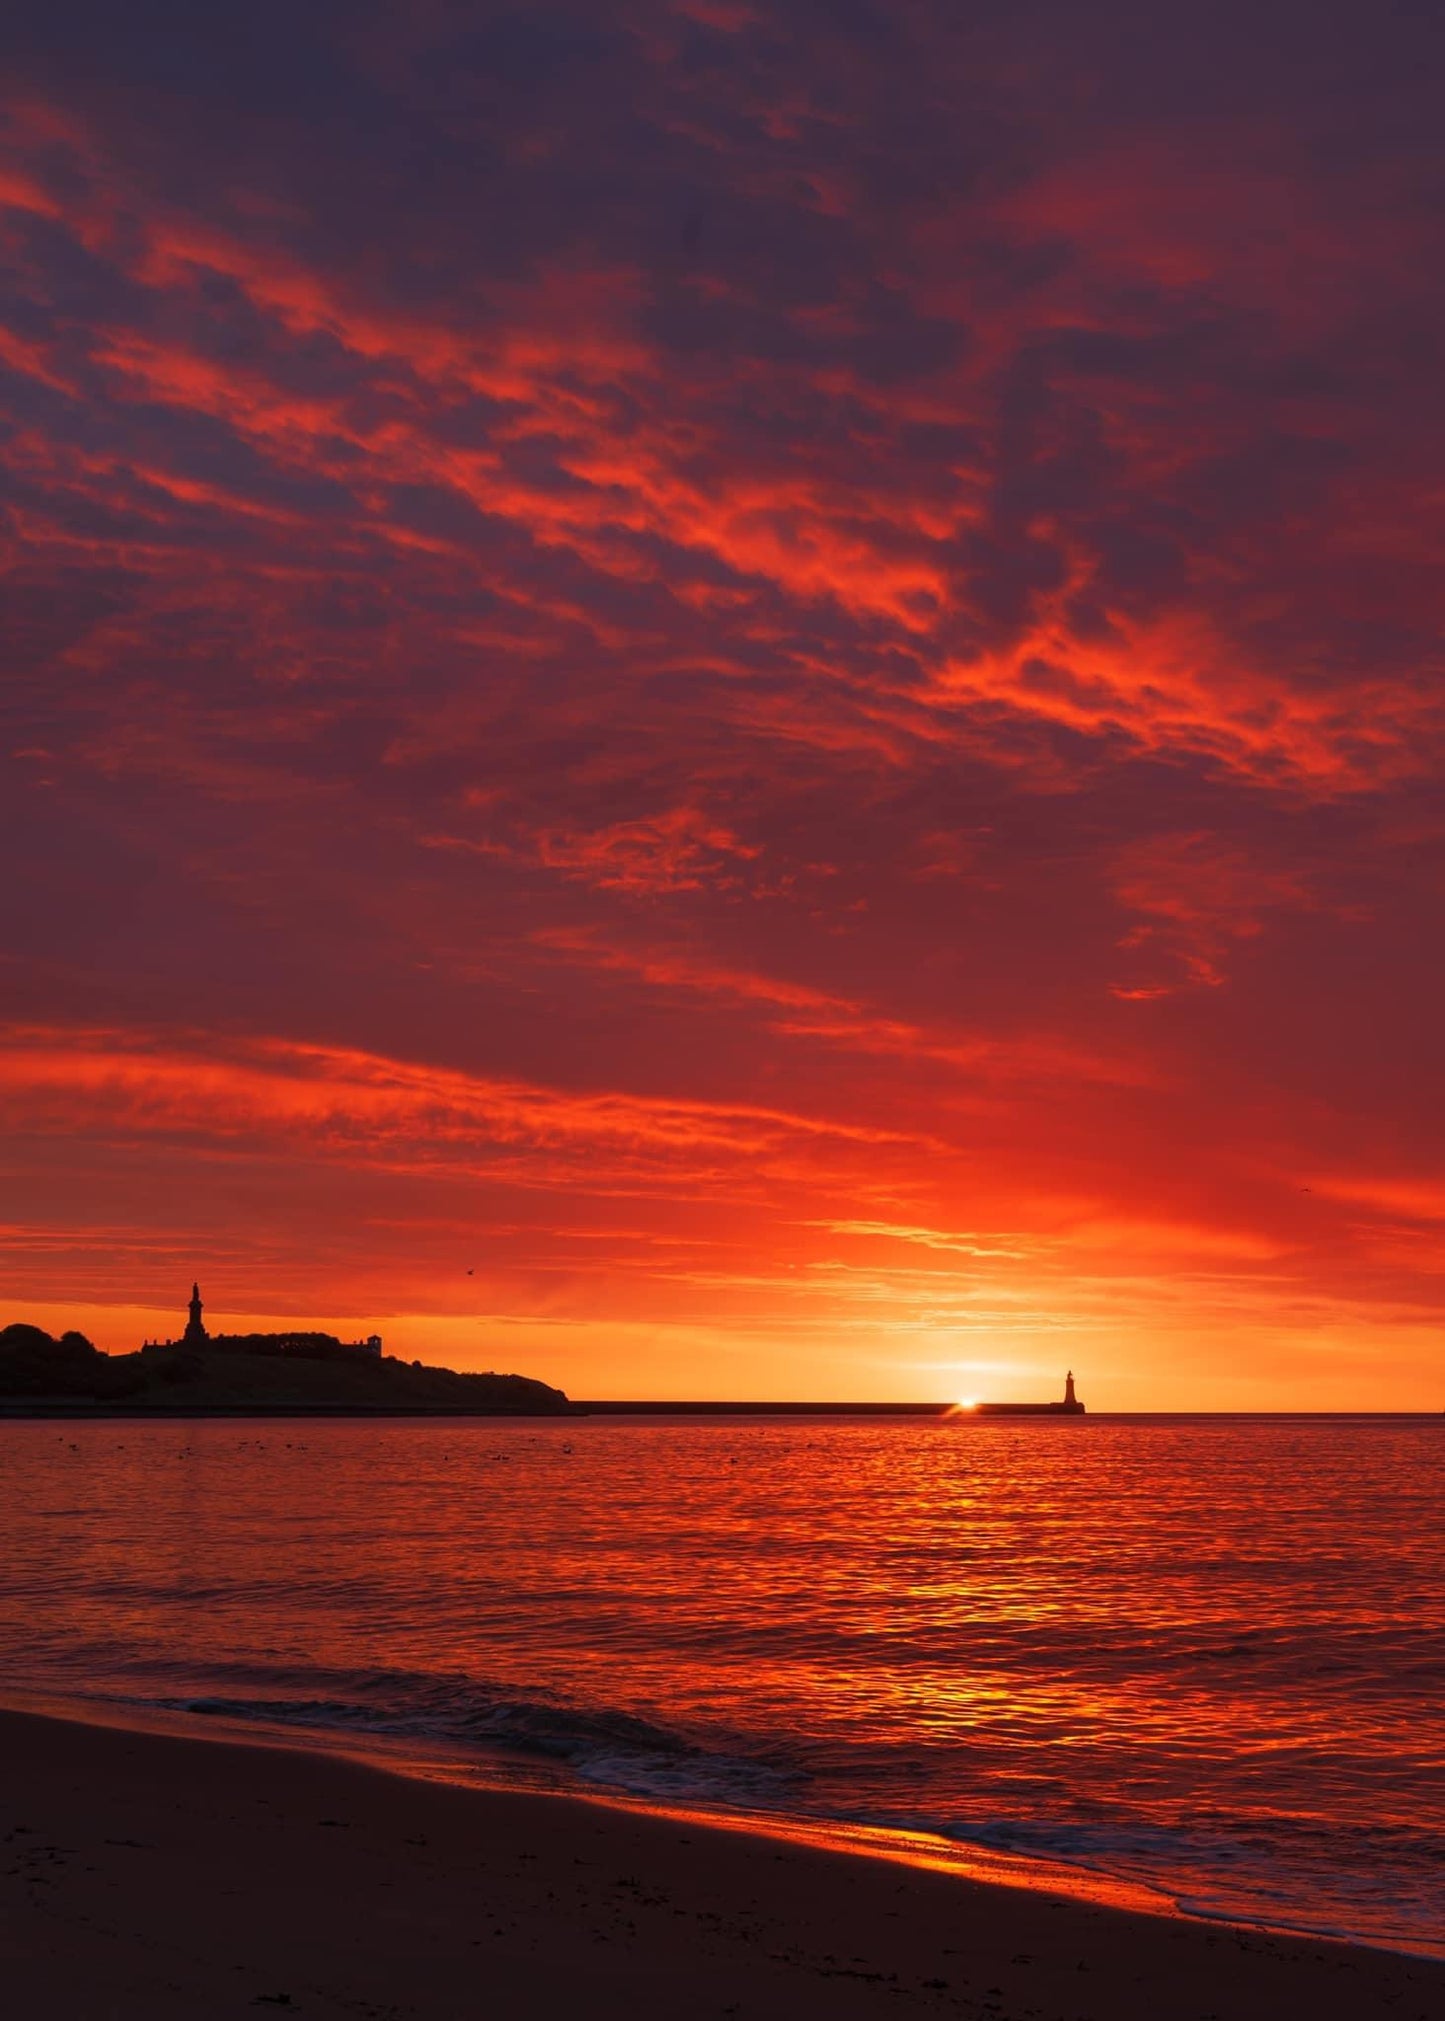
[2, 1413, 1442, 1957]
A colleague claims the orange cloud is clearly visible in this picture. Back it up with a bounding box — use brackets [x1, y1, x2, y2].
[1308, 1176, 1445, 1223]
[0, 1024, 926, 1177]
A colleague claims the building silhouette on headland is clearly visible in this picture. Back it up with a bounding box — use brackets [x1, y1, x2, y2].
[146, 1283, 383, 1362]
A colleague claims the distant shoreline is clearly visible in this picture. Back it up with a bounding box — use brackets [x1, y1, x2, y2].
[0, 1398, 956, 1420]
[0, 1399, 575, 1419]
[0, 1317, 570, 1415]
[2, 1400, 1440, 1420]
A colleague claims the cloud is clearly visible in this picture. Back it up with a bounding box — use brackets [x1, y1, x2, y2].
[6, 47, 1443, 793]
[1109, 830, 1318, 994]
[0, 1022, 926, 1181]
[1309, 1176, 1445, 1224]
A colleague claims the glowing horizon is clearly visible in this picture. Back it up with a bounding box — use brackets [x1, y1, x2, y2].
[3, 7, 1444, 1408]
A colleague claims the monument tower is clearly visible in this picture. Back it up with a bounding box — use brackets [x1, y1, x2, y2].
[182, 1281, 209, 1347]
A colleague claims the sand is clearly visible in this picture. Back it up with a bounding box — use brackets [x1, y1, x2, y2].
[1, 1707, 1439, 2019]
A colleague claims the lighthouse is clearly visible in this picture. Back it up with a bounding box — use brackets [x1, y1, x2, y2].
[1063, 1370, 1077, 1408]
[182, 1281, 209, 1347]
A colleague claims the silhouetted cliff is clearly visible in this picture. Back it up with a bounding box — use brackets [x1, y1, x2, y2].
[0, 1323, 568, 1415]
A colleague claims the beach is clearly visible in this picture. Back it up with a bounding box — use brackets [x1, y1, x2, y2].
[4, 1708, 1440, 2020]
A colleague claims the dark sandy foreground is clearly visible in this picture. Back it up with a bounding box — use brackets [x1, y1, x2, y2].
[2, 1709, 1440, 2020]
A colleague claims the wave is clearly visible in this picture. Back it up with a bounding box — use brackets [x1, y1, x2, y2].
[928, 1809, 1445, 1956]
[155, 1672, 799, 1809]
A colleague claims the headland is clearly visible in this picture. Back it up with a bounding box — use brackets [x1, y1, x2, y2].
[0, 1283, 568, 1416]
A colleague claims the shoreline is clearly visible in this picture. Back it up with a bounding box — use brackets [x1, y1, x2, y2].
[0, 1682, 1179, 1921]
[4, 1702, 1441, 2019]
[19, 1684, 1441, 1965]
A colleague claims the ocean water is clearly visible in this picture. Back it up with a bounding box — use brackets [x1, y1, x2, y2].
[1, 1414, 1441, 1956]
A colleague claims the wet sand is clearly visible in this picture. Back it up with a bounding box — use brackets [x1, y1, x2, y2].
[2, 1707, 1439, 2019]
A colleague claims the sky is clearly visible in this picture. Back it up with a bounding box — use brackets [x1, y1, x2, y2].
[3, 2, 1444, 1405]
